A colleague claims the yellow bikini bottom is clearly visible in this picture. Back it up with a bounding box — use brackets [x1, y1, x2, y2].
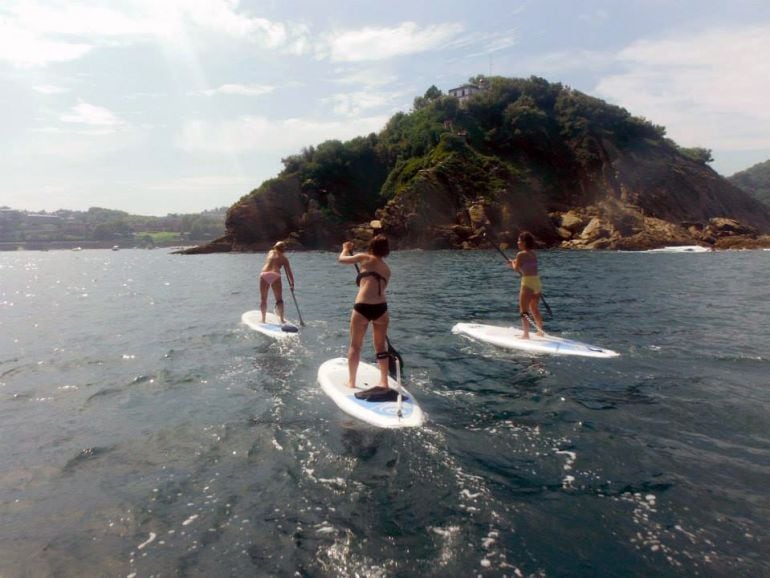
[520, 275, 542, 293]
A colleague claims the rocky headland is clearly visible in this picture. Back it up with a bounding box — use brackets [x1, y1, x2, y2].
[182, 76, 770, 254]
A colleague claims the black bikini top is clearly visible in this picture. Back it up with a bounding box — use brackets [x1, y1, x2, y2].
[356, 270, 387, 295]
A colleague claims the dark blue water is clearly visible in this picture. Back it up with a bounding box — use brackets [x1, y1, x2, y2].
[0, 248, 768, 577]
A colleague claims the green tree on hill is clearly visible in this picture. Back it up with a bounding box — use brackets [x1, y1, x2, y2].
[729, 159, 770, 205]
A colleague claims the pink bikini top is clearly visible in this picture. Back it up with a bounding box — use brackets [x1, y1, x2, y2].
[518, 257, 538, 276]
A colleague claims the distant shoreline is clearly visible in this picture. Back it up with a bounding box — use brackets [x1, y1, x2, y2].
[0, 241, 202, 251]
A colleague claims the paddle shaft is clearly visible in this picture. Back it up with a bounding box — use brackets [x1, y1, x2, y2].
[289, 286, 305, 326]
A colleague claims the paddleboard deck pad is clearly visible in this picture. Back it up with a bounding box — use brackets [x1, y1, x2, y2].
[318, 357, 425, 428]
[453, 322, 619, 358]
[241, 310, 299, 339]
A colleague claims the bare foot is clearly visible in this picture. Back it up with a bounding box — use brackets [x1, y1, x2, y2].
[536, 330, 545, 337]
[520, 334, 530, 340]
[346, 383, 356, 389]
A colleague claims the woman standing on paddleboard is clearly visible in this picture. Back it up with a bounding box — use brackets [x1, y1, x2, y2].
[509, 231, 545, 339]
[260, 241, 295, 324]
[338, 235, 391, 389]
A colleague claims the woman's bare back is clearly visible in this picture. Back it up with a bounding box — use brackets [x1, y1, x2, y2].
[262, 250, 287, 273]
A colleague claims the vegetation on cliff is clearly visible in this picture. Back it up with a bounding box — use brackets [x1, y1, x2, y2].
[215, 75, 770, 252]
[729, 159, 770, 205]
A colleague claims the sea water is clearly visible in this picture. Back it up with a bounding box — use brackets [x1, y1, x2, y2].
[0, 248, 768, 577]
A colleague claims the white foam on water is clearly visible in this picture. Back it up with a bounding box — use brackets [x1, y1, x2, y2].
[482, 530, 499, 549]
[137, 532, 156, 550]
[617, 491, 696, 567]
[318, 477, 347, 491]
[315, 522, 336, 534]
[429, 525, 461, 566]
[319, 530, 390, 578]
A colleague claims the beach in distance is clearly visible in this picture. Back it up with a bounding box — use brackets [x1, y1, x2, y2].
[0, 248, 768, 577]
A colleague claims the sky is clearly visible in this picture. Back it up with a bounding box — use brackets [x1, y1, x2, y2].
[1, 0, 769, 216]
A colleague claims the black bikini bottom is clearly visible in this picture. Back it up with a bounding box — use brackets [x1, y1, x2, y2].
[353, 302, 388, 321]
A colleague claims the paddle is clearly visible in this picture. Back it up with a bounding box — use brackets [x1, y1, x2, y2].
[482, 226, 553, 319]
[351, 256, 405, 378]
[289, 286, 305, 327]
[395, 354, 403, 418]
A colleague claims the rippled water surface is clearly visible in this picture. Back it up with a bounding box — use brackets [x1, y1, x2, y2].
[0, 248, 768, 577]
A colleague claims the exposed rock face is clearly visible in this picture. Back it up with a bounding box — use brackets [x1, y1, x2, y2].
[365, 138, 770, 251]
[184, 142, 770, 253]
[226, 176, 305, 249]
[609, 143, 769, 227]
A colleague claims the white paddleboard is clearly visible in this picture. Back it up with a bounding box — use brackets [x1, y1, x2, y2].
[452, 322, 619, 358]
[241, 310, 299, 340]
[317, 357, 425, 428]
[644, 245, 709, 253]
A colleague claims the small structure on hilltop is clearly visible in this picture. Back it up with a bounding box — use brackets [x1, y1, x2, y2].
[448, 82, 486, 106]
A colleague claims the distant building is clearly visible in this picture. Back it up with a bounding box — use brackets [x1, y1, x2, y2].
[26, 213, 61, 223]
[448, 83, 485, 106]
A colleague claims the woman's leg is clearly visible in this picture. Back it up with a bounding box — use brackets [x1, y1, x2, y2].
[347, 310, 369, 388]
[272, 280, 284, 322]
[371, 312, 390, 387]
[519, 288, 532, 339]
[259, 278, 269, 322]
[530, 293, 545, 336]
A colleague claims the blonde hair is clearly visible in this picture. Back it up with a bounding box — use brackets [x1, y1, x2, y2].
[273, 241, 286, 253]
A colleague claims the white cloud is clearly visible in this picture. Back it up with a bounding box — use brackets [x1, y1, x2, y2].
[60, 101, 127, 129]
[16, 124, 143, 161]
[517, 49, 615, 76]
[333, 67, 398, 88]
[578, 9, 610, 25]
[176, 115, 390, 155]
[146, 174, 254, 193]
[0, 0, 309, 68]
[199, 83, 275, 97]
[32, 84, 70, 94]
[446, 27, 518, 58]
[0, 16, 91, 67]
[325, 91, 406, 117]
[595, 25, 770, 150]
[319, 21, 464, 62]
[11, 2, 149, 37]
